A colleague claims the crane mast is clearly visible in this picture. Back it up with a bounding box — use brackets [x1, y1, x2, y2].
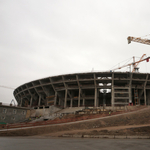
[132, 54, 146, 72]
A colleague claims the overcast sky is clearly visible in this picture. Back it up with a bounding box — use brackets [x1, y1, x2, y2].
[0, 0, 150, 104]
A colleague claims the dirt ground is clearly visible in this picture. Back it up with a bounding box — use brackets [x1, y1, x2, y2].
[42, 124, 150, 137]
[39, 106, 150, 137]
[1, 106, 150, 137]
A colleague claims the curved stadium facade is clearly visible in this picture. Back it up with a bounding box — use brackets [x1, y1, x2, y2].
[13, 72, 150, 108]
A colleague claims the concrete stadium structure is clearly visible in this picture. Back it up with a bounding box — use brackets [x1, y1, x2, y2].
[13, 72, 150, 108]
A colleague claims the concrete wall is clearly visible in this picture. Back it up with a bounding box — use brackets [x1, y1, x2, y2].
[34, 106, 61, 117]
[0, 105, 30, 124]
[0, 104, 62, 124]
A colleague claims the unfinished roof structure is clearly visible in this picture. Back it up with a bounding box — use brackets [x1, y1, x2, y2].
[13, 72, 150, 108]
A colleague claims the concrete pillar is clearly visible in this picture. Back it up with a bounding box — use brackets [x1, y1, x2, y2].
[144, 88, 146, 105]
[138, 90, 141, 105]
[97, 89, 99, 107]
[20, 97, 22, 107]
[78, 89, 81, 107]
[147, 91, 150, 105]
[138, 75, 148, 105]
[144, 74, 148, 105]
[54, 91, 57, 105]
[111, 73, 114, 108]
[30, 97, 32, 107]
[129, 73, 132, 103]
[58, 97, 61, 105]
[38, 95, 41, 106]
[82, 98, 85, 106]
[94, 88, 97, 107]
[129, 87, 132, 103]
[70, 98, 73, 107]
[64, 89, 67, 108]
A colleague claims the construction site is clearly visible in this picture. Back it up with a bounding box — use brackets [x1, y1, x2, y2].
[0, 36, 150, 138]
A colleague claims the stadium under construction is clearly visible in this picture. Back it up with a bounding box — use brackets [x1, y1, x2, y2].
[13, 72, 150, 109]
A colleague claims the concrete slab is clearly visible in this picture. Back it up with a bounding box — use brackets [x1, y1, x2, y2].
[83, 135, 114, 138]
[127, 136, 150, 139]
[90, 135, 100, 138]
[138, 136, 150, 139]
[127, 136, 139, 139]
[115, 135, 127, 139]
[101, 135, 114, 139]
[72, 134, 83, 138]
[83, 135, 91, 138]
[62, 134, 72, 137]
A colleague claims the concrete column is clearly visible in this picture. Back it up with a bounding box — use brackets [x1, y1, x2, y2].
[20, 97, 22, 107]
[30, 97, 32, 107]
[82, 98, 85, 106]
[147, 91, 150, 105]
[70, 98, 73, 107]
[144, 74, 148, 105]
[38, 95, 41, 106]
[111, 73, 114, 108]
[138, 75, 148, 104]
[97, 89, 99, 107]
[54, 91, 57, 105]
[94, 88, 97, 107]
[129, 87, 132, 103]
[129, 73, 132, 103]
[138, 89, 141, 105]
[58, 97, 61, 105]
[64, 89, 67, 108]
[78, 89, 81, 107]
[144, 88, 146, 105]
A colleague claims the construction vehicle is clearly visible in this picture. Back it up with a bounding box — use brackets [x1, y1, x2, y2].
[111, 54, 150, 72]
[127, 36, 150, 45]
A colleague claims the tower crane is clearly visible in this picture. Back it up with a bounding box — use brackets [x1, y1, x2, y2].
[111, 54, 150, 72]
[132, 54, 146, 72]
[127, 36, 150, 45]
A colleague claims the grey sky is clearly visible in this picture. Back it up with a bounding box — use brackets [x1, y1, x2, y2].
[0, 0, 150, 104]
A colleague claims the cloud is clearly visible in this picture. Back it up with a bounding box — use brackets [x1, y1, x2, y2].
[0, 0, 150, 103]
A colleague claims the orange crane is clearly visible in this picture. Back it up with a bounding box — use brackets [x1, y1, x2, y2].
[132, 54, 146, 72]
[127, 36, 150, 45]
[111, 54, 150, 72]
